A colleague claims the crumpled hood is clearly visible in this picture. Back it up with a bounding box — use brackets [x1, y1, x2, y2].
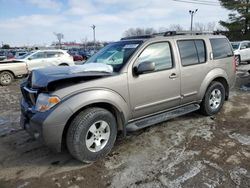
[30, 63, 114, 89]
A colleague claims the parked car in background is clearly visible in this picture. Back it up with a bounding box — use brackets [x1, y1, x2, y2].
[78, 51, 90, 60]
[0, 51, 6, 61]
[15, 51, 28, 59]
[16, 49, 74, 70]
[68, 51, 84, 61]
[20, 32, 236, 163]
[0, 60, 27, 85]
[231, 41, 250, 65]
[0, 49, 74, 85]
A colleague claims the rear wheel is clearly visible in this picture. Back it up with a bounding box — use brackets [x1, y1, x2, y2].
[0, 71, 14, 86]
[66, 108, 117, 163]
[200, 81, 225, 116]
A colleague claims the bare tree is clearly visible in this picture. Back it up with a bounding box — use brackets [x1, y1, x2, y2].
[81, 37, 88, 50]
[123, 27, 156, 37]
[194, 22, 216, 32]
[53, 32, 64, 49]
[206, 22, 216, 31]
[168, 24, 184, 31]
[194, 23, 206, 31]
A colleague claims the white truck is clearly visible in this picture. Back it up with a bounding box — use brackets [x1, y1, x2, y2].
[0, 50, 74, 85]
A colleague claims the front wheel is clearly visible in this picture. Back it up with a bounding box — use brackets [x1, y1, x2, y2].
[66, 108, 117, 163]
[200, 81, 225, 116]
[0, 71, 14, 86]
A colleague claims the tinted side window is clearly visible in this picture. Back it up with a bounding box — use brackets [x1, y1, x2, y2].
[195, 40, 206, 63]
[46, 52, 63, 58]
[177, 40, 206, 66]
[210, 38, 233, 59]
[30, 52, 46, 59]
[138, 42, 173, 71]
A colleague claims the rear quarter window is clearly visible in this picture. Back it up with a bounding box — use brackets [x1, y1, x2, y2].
[210, 38, 233, 60]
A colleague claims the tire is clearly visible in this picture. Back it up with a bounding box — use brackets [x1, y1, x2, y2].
[66, 107, 117, 163]
[0, 71, 14, 86]
[200, 81, 225, 116]
[235, 55, 241, 66]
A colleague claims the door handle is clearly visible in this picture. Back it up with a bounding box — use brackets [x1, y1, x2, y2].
[169, 73, 177, 79]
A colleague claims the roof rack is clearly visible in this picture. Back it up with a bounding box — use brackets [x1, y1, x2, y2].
[120, 35, 153, 40]
[120, 30, 221, 40]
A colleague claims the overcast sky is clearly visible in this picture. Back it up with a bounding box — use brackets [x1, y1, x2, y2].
[0, 0, 230, 46]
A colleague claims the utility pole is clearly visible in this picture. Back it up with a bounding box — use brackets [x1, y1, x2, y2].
[91, 25, 96, 51]
[189, 9, 198, 32]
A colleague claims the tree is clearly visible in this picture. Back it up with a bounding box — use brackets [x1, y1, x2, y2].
[2, 44, 10, 49]
[194, 22, 216, 32]
[219, 0, 250, 40]
[168, 24, 184, 31]
[123, 27, 156, 37]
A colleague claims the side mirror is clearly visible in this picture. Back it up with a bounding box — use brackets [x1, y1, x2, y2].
[28, 57, 32, 60]
[134, 61, 155, 75]
[241, 46, 246, 50]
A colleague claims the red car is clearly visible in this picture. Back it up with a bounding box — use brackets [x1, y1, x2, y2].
[69, 52, 84, 61]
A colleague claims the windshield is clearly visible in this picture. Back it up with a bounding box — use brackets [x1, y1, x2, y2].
[231, 43, 240, 50]
[16, 52, 33, 59]
[85, 40, 143, 72]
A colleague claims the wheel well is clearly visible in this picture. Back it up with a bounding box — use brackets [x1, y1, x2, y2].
[59, 63, 68, 66]
[212, 77, 229, 100]
[61, 102, 125, 150]
[0, 70, 15, 78]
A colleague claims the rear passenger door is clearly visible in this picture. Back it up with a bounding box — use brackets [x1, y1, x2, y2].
[177, 39, 208, 104]
[45, 51, 62, 66]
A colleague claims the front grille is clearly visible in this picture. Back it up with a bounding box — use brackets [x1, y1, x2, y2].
[21, 86, 38, 106]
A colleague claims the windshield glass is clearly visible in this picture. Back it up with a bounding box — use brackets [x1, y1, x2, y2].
[85, 40, 143, 72]
[231, 43, 240, 50]
[16, 52, 33, 59]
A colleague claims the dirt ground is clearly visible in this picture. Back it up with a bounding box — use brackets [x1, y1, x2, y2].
[0, 65, 250, 188]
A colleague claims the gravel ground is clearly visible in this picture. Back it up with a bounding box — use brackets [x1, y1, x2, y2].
[0, 65, 250, 188]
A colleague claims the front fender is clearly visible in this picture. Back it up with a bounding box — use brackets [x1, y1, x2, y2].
[62, 89, 131, 123]
[198, 68, 229, 100]
[42, 89, 131, 152]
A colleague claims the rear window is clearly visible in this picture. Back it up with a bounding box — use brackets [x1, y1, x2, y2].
[177, 39, 206, 66]
[210, 38, 233, 60]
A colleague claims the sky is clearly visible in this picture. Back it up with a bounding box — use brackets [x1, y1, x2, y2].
[0, 0, 230, 46]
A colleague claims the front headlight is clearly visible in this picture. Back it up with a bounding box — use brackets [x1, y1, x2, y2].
[35, 93, 61, 112]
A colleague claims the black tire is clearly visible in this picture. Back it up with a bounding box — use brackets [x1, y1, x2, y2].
[235, 55, 241, 66]
[200, 81, 225, 116]
[0, 71, 14, 86]
[66, 107, 117, 163]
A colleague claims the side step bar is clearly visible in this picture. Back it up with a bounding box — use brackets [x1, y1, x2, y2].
[126, 104, 200, 132]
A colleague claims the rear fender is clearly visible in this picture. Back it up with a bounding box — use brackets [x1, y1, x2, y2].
[198, 68, 229, 100]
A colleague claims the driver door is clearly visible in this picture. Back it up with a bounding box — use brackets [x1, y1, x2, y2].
[128, 41, 181, 118]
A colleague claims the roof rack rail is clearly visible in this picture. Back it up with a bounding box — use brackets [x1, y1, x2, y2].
[120, 35, 153, 40]
[154, 30, 217, 36]
[120, 30, 221, 40]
